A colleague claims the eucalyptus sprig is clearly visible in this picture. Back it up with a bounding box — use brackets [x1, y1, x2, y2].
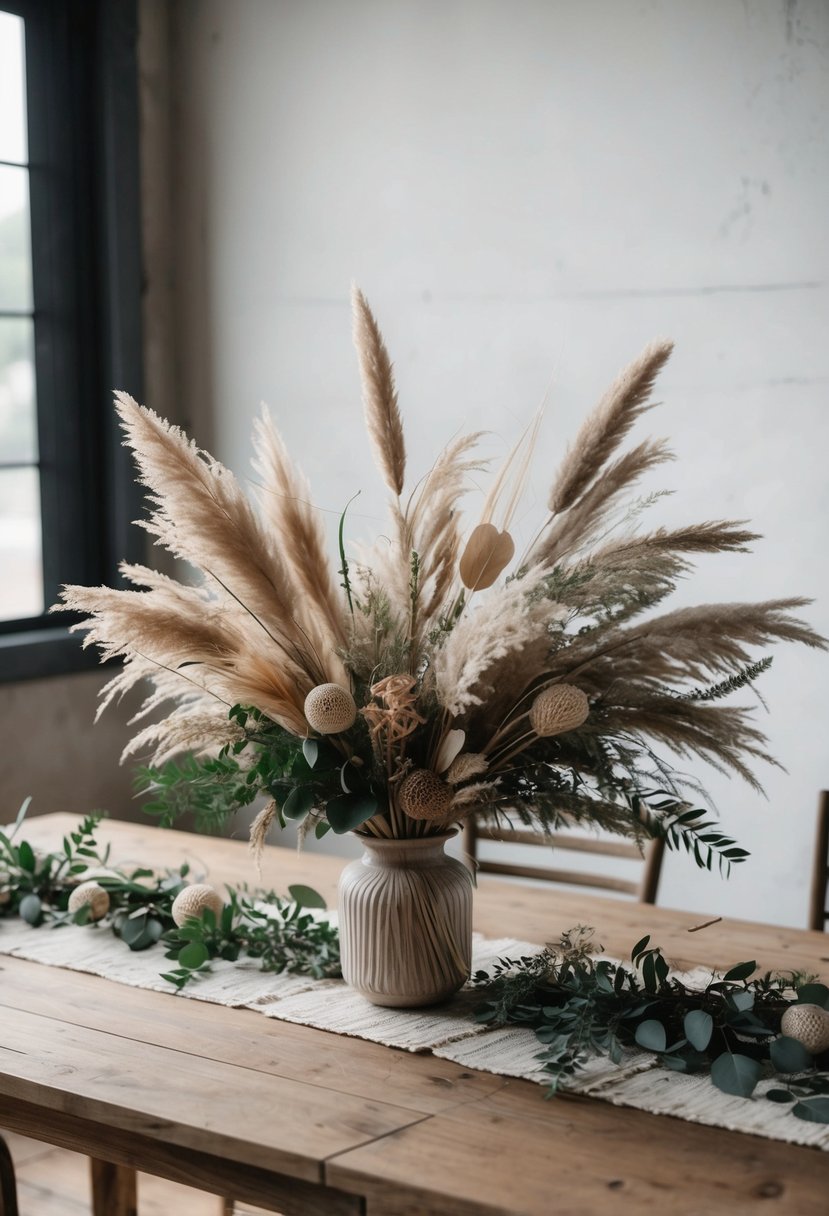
[1, 800, 339, 988]
[473, 928, 829, 1123]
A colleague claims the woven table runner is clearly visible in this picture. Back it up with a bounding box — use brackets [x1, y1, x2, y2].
[1, 914, 827, 1152]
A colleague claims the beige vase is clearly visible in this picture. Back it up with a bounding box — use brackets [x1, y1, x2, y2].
[338, 833, 473, 1008]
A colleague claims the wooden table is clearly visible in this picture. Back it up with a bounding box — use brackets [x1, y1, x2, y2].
[1, 814, 827, 1216]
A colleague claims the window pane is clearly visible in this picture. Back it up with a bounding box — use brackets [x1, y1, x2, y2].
[0, 12, 27, 164]
[0, 466, 43, 621]
[0, 317, 36, 462]
[0, 164, 33, 311]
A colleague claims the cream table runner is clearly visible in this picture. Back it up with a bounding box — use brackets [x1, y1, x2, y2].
[1, 914, 827, 1152]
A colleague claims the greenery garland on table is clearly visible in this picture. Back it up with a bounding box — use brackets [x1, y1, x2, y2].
[2, 806, 828, 1125]
[472, 927, 829, 1124]
[0, 802, 340, 989]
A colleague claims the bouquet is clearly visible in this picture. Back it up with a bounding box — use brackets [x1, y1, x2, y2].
[56, 289, 825, 870]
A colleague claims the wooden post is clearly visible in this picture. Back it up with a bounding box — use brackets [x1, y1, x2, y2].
[808, 791, 829, 931]
[0, 1134, 19, 1216]
[90, 1159, 137, 1216]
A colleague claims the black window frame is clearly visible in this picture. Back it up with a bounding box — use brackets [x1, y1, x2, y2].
[0, 0, 143, 682]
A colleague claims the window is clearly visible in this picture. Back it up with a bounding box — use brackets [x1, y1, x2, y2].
[0, 10, 39, 621]
[0, 0, 144, 681]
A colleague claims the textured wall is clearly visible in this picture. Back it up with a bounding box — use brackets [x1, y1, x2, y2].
[0, 670, 145, 822]
[152, 0, 828, 923]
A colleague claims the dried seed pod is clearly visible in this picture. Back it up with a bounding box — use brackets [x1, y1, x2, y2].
[459, 523, 515, 591]
[780, 1003, 829, 1055]
[172, 883, 224, 928]
[529, 684, 590, 737]
[399, 769, 455, 821]
[447, 752, 489, 785]
[304, 683, 357, 734]
[67, 881, 110, 922]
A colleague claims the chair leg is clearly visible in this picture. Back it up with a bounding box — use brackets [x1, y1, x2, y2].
[220, 1200, 234, 1215]
[0, 1134, 19, 1216]
[90, 1158, 137, 1216]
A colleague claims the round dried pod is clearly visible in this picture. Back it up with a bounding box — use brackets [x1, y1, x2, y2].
[304, 683, 357, 734]
[172, 883, 224, 928]
[67, 881, 110, 922]
[447, 752, 489, 785]
[399, 769, 455, 821]
[529, 684, 590, 737]
[780, 1003, 829, 1055]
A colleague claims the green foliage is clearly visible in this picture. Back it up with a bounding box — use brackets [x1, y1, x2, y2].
[1, 799, 340, 989]
[135, 705, 382, 838]
[160, 889, 340, 991]
[685, 657, 773, 703]
[473, 927, 829, 1121]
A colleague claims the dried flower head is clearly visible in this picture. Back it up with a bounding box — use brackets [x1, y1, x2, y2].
[529, 684, 590, 737]
[399, 769, 454, 821]
[304, 684, 357, 734]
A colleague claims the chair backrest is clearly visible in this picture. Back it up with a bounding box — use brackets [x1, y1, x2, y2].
[462, 819, 665, 904]
[808, 791, 829, 931]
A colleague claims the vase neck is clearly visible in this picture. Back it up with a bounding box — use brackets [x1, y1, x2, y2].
[358, 833, 454, 869]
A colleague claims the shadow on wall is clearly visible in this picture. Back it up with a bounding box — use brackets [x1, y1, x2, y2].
[0, 670, 148, 823]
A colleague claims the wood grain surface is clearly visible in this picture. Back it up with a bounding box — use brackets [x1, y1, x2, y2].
[0, 814, 826, 1215]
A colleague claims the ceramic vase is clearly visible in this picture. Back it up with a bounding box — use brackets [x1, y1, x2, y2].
[338, 833, 473, 1007]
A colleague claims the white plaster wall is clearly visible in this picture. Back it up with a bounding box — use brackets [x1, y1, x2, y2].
[166, 0, 829, 925]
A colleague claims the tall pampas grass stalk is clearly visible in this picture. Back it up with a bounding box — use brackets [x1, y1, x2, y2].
[54, 291, 825, 877]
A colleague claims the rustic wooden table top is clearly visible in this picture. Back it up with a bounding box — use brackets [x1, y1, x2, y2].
[1, 813, 827, 1216]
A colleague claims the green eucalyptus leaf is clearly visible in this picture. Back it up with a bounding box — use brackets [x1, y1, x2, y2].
[630, 935, 650, 961]
[770, 1035, 813, 1075]
[282, 785, 315, 822]
[19, 893, 42, 925]
[178, 941, 209, 970]
[722, 960, 756, 982]
[315, 821, 331, 839]
[302, 738, 319, 768]
[326, 792, 378, 834]
[119, 914, 149, 947]
[730, 990, 755, 1013]
[634, 1019, 667, 1052]
[796, 983, 829, 1009]
[288, 884, 327, 911]
[684, 1009, 713, 1051]
[765, 1089, 795, 1103]
[17, 840, 36, 873]
[710, 1052, 762, 1098]
[791, 1097, 829, 1124]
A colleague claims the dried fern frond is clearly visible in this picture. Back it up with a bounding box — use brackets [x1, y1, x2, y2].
[547, 340, 673, 515]
[352, 285, 406, 496]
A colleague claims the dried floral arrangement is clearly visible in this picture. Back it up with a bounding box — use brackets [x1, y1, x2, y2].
[56, 289, 825, 865]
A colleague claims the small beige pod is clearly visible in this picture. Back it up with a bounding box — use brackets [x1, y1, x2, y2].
[171, 883, 224, 927]
[780, 1003, 829, 1055]
[67, 881, 110, 921]
[459, 523, 515, 591]
[304, 683, 357, 734]
[529, 684, 590, 737]
[399, 769, 455, 821]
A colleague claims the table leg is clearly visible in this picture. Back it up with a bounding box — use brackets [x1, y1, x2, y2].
[0, 1134, 20, 1216]
[90, 1158, 137, 1216]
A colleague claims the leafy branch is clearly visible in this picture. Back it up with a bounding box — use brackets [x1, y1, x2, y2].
[472, 928, 829, 1121]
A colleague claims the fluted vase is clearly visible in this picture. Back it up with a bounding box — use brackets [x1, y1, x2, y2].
[338, 833, 473, 1008]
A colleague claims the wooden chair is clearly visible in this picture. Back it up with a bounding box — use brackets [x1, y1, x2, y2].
[808, 791, 829, 931]
[0, 1135, 19, 1216]
[463, 819, 665, 904]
